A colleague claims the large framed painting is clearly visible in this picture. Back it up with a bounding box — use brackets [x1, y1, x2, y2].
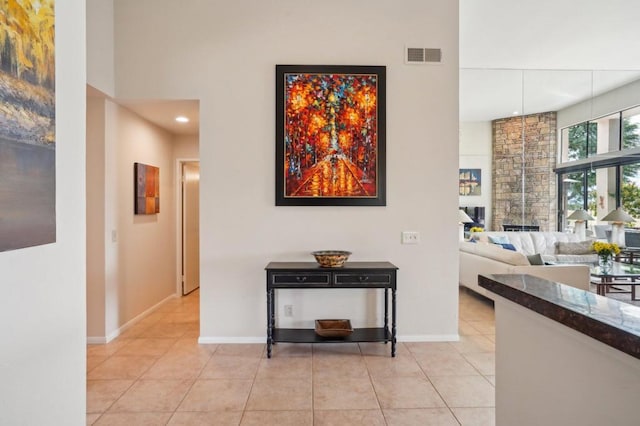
[459, 168, 482, 196]
[275, 65, 386, 206]
[134, 163, 160, 215]
[0, 0, 56, 252]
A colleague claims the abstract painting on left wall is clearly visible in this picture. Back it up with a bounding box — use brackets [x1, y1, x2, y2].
[134, 163, 160, 215]
[0, 0, 56, 252]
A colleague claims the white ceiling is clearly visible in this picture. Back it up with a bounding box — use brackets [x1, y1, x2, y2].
[117, 99, 199, 136]
[460, 0, 640, 121]
[103, 1, 640, 131]
[460, 69, 640, 121]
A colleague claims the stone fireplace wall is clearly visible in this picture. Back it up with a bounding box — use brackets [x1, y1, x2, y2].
[492, 112, 557, 232]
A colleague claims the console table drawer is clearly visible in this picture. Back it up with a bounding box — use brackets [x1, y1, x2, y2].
[334, 273, 392, 285]
[271, 272, 331, 286]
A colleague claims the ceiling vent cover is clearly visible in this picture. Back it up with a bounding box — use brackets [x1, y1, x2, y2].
[405, 47, 442, 64]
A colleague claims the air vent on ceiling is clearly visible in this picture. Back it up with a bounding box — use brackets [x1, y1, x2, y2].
[405, 47, 442, 64]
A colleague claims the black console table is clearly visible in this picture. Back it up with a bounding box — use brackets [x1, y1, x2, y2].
[265, 261, 398, 358]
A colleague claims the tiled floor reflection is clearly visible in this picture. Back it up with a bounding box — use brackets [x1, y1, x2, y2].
[87, 288, 496, 425]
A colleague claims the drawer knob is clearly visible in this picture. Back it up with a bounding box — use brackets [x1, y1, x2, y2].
[296, 276, 308, 282]
[359, 276, 369, 282]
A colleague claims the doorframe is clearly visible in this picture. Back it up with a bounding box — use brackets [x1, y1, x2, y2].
[175, 157, 200, 296]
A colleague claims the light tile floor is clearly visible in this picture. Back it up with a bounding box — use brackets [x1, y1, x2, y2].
[87, 288, 496, 425]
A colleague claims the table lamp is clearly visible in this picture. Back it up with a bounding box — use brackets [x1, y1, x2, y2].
[601, 207, 635, 247]
[458, 209, 474, 241]
[566, 209, 594, 241]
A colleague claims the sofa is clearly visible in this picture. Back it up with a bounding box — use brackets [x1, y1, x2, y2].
[470, 231, 598, 264]
[459, 231, 593, 298]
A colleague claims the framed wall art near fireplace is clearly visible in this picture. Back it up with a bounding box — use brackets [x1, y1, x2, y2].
[459, 168, 482, 196]
[134, 162, 160, 215]
[275, 65, 386, 206]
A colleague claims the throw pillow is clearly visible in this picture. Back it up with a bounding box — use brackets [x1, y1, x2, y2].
[527, 253, 544, 265]
[555, 241, 595, 255]
[488, 235, 510, 245]
[499, 243, 517, 251]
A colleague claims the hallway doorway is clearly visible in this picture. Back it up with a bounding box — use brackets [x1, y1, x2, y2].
[180, 161, 200, 295]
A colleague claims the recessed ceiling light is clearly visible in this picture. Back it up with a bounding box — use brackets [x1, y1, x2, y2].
[512, 111, 519, 115]
[175, 116, 189, 123]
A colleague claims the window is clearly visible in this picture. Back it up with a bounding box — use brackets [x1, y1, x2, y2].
[563, 172, 585, 212]
[622, 106, 640, 150]
[557, 104, 640, 230]
[561, 122, 597, 162]
[593, 113, 621, 153]
[622, 164, 640, 221]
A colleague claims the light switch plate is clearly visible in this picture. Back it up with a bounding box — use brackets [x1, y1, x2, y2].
[401, 231, 420, 244]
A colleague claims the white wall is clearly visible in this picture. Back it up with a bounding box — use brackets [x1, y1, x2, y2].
[558, 78, 640, 129]
[87, 96, 107, 338]
[114, 105, 177, 329]
[0, 1, 86, 424]
[113, 0, 460, 341]
[86, 0, 115, 97]
[86, 97, 179, 341]
[173, 135, 199, 159]
[459, 121, 493, 229]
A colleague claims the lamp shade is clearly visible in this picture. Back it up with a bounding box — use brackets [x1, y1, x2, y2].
[458, 209, 474, 223]
[601, 207, 635, 223]
[567, 209, 594, 221]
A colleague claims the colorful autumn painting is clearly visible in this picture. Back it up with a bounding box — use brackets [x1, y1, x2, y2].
[135, 163, 160, 215]
[275, 65, 386, 206]
[0, 0, 56, 252]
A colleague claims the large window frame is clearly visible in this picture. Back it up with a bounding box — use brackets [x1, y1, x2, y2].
[557, 105, 640, 231]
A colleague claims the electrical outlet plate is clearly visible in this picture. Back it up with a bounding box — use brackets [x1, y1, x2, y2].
[284, 305, 293, 317]
[401, 231, 420, 244]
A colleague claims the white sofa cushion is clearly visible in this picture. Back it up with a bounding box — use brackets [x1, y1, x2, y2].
[471, 231, 584, 256]
[460, 241, 529, 266]
[555, 240, 594, 254]
[543, 254, 598, 264]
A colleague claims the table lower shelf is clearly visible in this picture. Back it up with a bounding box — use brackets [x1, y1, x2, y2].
[272, 327, 391, 344]
[590, 279, 640, 300]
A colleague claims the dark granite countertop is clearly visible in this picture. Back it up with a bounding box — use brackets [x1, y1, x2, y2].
[479, 274, 640, 360]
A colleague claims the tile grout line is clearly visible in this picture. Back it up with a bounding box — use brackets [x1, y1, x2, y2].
[91, 295, 193, 421]
[364, 342, 391, 426]
[164, 343, 217, 423]
[405, 342, 463, 425]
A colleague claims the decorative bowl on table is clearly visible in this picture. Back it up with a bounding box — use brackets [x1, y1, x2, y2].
[311, 250, 352, 268]
[315, 319, 354, 337]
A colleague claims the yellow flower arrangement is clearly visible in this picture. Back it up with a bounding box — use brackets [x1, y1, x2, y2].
[469, 226, 484, 233]
[591, 241, 621, 257]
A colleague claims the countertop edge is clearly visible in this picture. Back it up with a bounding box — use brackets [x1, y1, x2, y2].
[479, 274, 640, 360]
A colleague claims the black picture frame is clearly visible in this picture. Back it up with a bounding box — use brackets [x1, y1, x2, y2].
[275, 64, 386, 206]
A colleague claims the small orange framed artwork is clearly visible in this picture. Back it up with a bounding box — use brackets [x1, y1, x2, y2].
[134, 162, 160, 214]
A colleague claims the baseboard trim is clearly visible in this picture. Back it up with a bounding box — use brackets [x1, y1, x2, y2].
[87, 293, 178, 344]
[398, 334, 460, 342]
[198, 336, 265, 344]
[196, 334, 460, 344]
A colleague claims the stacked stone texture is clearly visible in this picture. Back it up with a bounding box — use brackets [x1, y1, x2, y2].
[492, 112, 557, 231]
